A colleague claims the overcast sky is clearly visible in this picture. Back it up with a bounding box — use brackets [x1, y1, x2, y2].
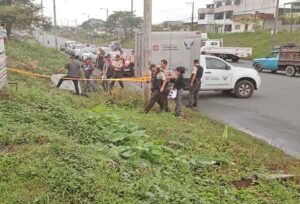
[38, 0, 291, 26]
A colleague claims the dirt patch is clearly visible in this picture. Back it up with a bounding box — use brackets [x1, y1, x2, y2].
[0, 90, 10, 100]
[232, 178, 253, 189]
[0, 144, 26, 153]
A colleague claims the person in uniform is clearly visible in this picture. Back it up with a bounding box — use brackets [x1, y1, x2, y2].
[102, 55, 114, 93]
[144, 64, 167, 113]
[160, 59, 175, 112]
[81, 58, 96, 96]
[110, 55, 124, 89]
[186, 59, 204, 107]
[173, 66, 186, 117]
[56, 55, 81, 95]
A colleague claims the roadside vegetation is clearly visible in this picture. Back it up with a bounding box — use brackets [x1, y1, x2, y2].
[210, 31, 300, 59]
[1, 39, 300, 203]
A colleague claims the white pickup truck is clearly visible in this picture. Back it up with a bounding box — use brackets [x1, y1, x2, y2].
[150, 32, 260, 98]
[201, 39, 252, 63]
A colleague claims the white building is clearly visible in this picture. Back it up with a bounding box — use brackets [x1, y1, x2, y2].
[198, 0, 279, 33]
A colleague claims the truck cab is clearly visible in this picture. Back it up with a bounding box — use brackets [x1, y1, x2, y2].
[252, 52, 279, 73]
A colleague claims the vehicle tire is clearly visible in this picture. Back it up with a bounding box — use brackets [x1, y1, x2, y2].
[232, 56, 240, 63]
[255, 64, 263, 72]
[234, 80, 254, 99]
[285, 66, 296, 77]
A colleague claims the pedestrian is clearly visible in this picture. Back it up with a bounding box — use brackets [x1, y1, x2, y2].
[173, 66, 186, 117]
[160, 59, 176, 112]
[81, 58, 96, 96]
[110, 55, 124, 89]
[56, 55, 81, 95]
[96, 48, 105, 70]
[144, 64, 167, 113]
[0, 23, 8, 44]
[128, 50, 135, 77]
[186, 59, 204, 107]
[102, 55, 113, 93]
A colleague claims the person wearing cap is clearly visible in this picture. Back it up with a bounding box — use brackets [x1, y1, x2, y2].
[81, 58, 96, 96]
[102, 55, 114, 93]
[145, 64, 167, 113]
[56, 55, 81, 95]
[110, 54, 124, 89]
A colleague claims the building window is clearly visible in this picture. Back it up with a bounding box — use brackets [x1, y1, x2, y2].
[214, 12, 224, 20]
[224, 25, 232, 32]
[234, 0, 241, 5]
[225, 0, 232, 6]
[216, 2, 223, 8]
[199, 13, 205, 20]
[235, 24, 241, 30]
[226, 11, 233, 19]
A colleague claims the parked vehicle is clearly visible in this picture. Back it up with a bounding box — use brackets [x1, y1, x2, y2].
[253, 44, 300, 77]
[109, 41, 121, 51]
[79, 47, 98, 61]
[150, 32, 261, 98]
[201, 39, 252, 62]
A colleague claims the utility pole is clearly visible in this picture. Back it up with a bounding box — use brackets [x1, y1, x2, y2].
[272, 0, 280, 50]
[100, 8, 109, 20]
[131, 0, 134, 37]
[186, 2, 195, 31]
[192, 2, 195, 31]
[41, 0, 45, 44]
[143, 0, 152, 103]
[53, 0, 58, 50]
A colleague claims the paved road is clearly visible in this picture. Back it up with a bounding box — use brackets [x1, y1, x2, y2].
[37, 34, 300, 158]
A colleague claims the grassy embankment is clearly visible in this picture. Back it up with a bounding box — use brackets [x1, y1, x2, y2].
[59, 30, 300, 58]
[209, 31, 300, 59]
[0, 39, 300, 203]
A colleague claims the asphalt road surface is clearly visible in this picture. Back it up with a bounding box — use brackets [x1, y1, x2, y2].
[37, 34, 300, 158]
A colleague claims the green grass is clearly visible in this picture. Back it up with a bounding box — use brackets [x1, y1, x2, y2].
[209, 31, 300, 59]
[0, 40, 300, 203]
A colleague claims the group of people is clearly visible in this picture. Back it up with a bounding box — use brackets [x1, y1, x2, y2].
[56, 49, 204, 118]
[145, 59, 203, 117]
[56, 48, 135, 96]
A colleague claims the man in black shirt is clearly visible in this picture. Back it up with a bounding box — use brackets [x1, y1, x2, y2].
[187, 59, 203, 107]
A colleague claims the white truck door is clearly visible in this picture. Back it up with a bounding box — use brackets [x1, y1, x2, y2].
[202, 56, 233, 90]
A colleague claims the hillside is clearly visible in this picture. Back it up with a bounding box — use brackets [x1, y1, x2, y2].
[209, 31, 300, 59]
[0, 39, 300, 203]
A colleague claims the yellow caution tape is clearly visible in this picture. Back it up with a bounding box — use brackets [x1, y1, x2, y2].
[8, 68, 150, 83]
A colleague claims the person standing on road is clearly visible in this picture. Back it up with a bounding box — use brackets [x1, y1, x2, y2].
[160, 59, 175, 112]
[187, 59, 204, 108]
[173, 66, 186, 117]
[110, 55, 124, 89]
[81, 58, 96, 96]
[102, 55, 114, 93]
[145, 64, 167, 113]
[56, 55, 81, 95]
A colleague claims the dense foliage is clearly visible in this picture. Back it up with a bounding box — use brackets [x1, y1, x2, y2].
[0, 40, 300, 203]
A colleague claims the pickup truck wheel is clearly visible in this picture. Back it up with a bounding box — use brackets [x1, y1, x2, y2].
[285, 66, 296, 77]
[255, 64, 263, 72]
[235, 80, 254, 99]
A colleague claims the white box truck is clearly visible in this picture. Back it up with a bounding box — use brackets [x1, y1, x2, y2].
[150, 32, 261, 98]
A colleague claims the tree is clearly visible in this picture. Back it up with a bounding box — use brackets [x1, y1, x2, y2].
[106, 11, 142, 38]
[81, 18, 105, 31]
[282, 13, 300, 32]
[0, 0, 49, 36]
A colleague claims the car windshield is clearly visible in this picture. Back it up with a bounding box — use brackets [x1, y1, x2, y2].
[268, 52, 278, 58]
